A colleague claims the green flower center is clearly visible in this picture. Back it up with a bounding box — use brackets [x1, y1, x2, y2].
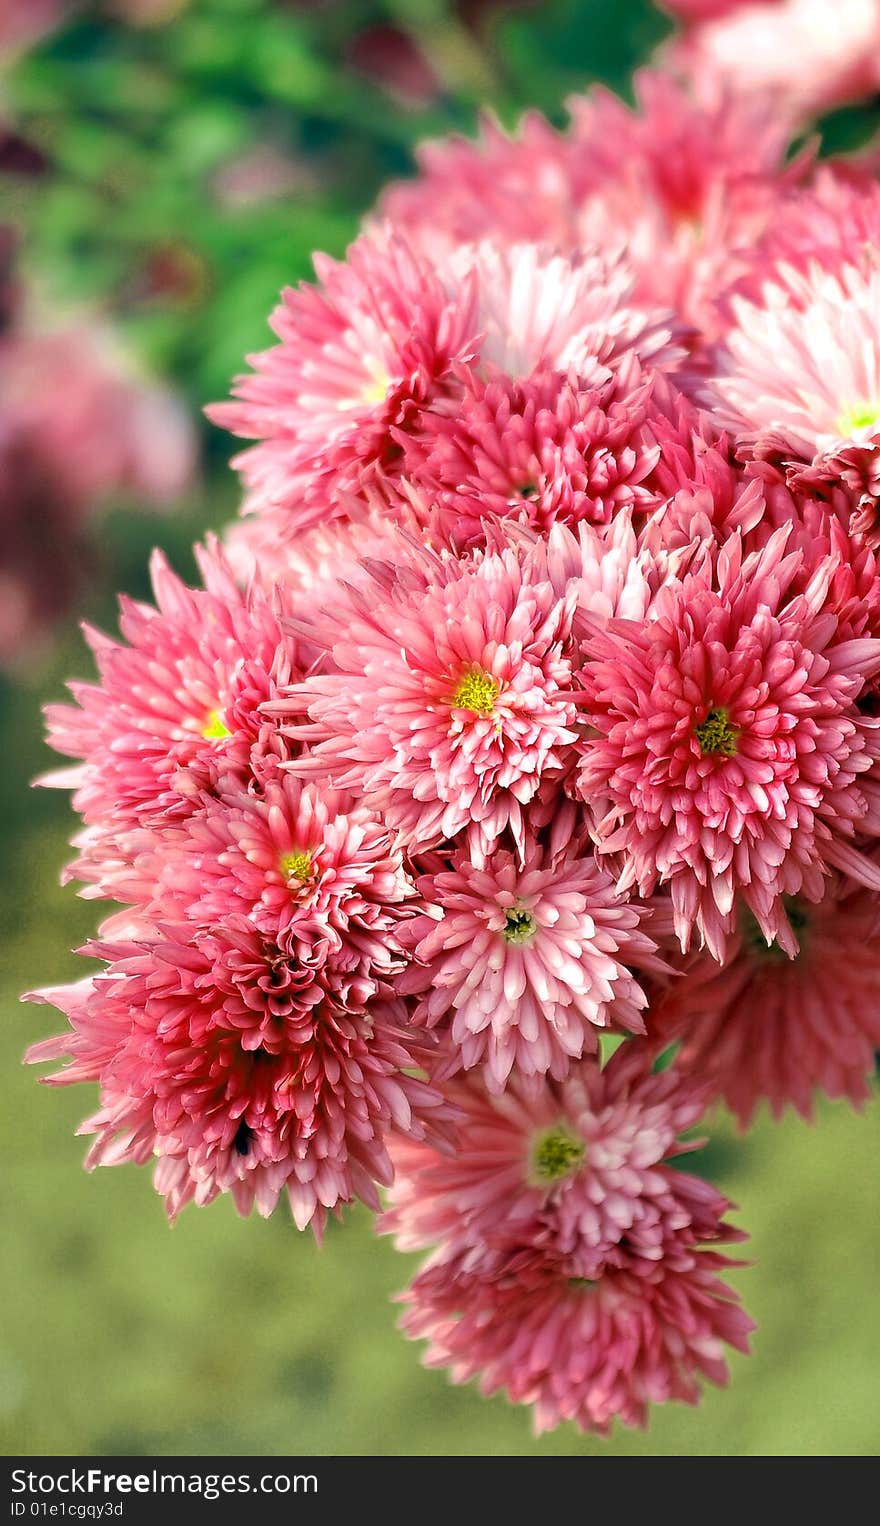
[503, 907, 537, 945]
[279, 850, 314, 883]
[838, 402, 880, 435]
[202, 708, 232, 741]
[452, 666, 499, 716]
[695, 707, 738, 757]
[530, 1126, 585, 1185]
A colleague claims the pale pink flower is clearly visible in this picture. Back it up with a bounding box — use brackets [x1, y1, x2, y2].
[43, 541, 296, 892]
[379, 110, 584, 253]
[402, 839, 664, 1091]
[208, 227, 479, 530]
[577, 528, 880, 959]
[669, 0, 880, 126]
[567, 73, 803, 340]
[448, 240, 685, 381]
[276, 536, 579, 857]
[382, 72, 798, 346]
[380, 1049, 752, 1434]
[708, 259, 880, 527]
[27, 922, 453, 1236]
[653, 883, 880, 1124]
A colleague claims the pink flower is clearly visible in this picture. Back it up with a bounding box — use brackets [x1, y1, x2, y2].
[380, 1048, 752, 1433]
[383, 71, 798, 345]
[0, 322, 196, 509]
[707, 259, 880, 527]
[402, 357, 664, 550]
[0, 318, 196, 668]
[143, 773, 417, 1010]
[402, 836, 664, 1091]
[208, 227, 480, 531]
[668, 0, 880, 126]
[652, 883, 880, 1124]
[42, 541, 297, 893]
[576, 528, 880, 959]
[27, 921, 453, 1236]
[449, 240, 685, 381]
[276, 536, 579, 857]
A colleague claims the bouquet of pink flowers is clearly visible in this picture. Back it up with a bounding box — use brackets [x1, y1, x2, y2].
[26, 53, 880, 1435]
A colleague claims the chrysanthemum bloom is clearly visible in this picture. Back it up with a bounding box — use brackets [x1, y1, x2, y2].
[668, 0, 880, 126]
[651, 883, 880, 1126]
[43, 541, 297, 892]
[276, 537, 579, 857]
[383, 72, 798, 346]
[567, 74, 803, 341]
[208, 227, 480, 531]
[448, 240, 685, 382]
[143, 774, 416, 1011]
[708, 260, 880, 535]
[402, 358, 663, 551]
[396, 1251, 752, 1435]
[576, 528, 880, 959]
[379, 110, 586, 253]
[380, 1048, 752, 1433]
[26, 920, 453, 1235]
[731, 167, 880, 297]
[402, 838, 664, 1091]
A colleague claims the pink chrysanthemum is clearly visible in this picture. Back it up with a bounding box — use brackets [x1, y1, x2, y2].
[577, 528, 880, 959]
[708, 259, 880, 528]
[668, 0, 880, 125]
[43, 542, 296, 892]
[380, 1048, 752, 1433]
[402, 838, 664, 1091]
[208, 227, 479, 530]
[568, 78, 804, 344]
[379, 111, 586, 253]
[402, 357, 663, 550]
[447, 241, 685, 382]
[652, 884, 880, 1125]
[142, 774, 416, 1010]
[27, 922, 453, 1235]
[277, 536, 579, 857]
[383, 72, 798, 346]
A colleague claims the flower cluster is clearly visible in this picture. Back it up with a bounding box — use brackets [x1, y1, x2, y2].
[27, 54, 880, 1437]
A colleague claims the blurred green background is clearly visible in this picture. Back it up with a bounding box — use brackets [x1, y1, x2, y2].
[1, 0, 878, 1458]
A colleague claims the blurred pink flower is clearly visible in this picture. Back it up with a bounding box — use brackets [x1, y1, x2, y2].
[653, 883, 880, 1124]
[668, 0, 880, 124]
[0, 318, 196, 667]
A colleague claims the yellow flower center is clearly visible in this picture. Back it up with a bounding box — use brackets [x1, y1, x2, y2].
[695, 707, 738, 757]
[530, 1125, 585, 1185]
[202, 709, 232, 741]
[452, 666, 499, 716]
[838, 402, 880, 435]
[279, 850, 314, 883]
